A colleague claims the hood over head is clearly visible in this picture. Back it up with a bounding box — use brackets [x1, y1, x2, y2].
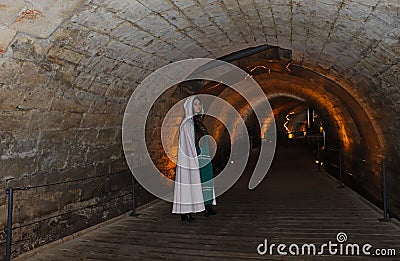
[181, 95, 204, 126]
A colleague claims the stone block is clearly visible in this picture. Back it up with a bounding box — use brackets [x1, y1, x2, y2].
[122, 47, 155, 69]
[134, 13, 172, 37]
[81, 7, 123, 34]
[80, 113, 109, 128]
[79, 31, 110, 57]
[0, 25, 16, 54]
[66, 146, 89, 168]
[93, 56, 119, 76]
[362, 15, 391, 41]
[108, 156, 129, 174]
[74, 128, 98, 145]
[373, 1, 400, 27]
[104, 113, 123, 127]
[85, 145, 110, 163]
[10, 0, 86, 38]
[17, 84, 55, 111]
[16, 61, 49, 88]
[28, 111, 82, 131]
[160, 8, 191, 30]
[37, 146, 69, 173]
[0, 133, 38, 159]
[0, 155, 37, 179]
[183, 6, 212, 27]
[0, 58, 22, 85]
[0, 84, 23, 111]
[103, 40, 131, 61]
[110, 21, 154, 47]
[52, 22, 90, 49]
[47, 46, 84, 65]
[106, 0, 152, 23]
[87, 96, 107, 114]
[73, 71, 95, 90]
[141, 0, 173, 12]
[50, 87, 92, 113]
[96, 128, 117, 145]
[0, 110, 31, 131]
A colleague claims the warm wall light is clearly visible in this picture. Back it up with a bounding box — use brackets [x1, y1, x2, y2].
[245, 65, 270, 80]
[206, 81, 222, 90]
[284, 111, 295, 132]
[285, 62, 291, 72]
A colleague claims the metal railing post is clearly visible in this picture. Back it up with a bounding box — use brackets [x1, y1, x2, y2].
[337, 150, 344, 188]
[6, 187, 13, 261]
[380, 160, 388, 222]
[317, 141, 321, 172]
[129, 175, 140, 217]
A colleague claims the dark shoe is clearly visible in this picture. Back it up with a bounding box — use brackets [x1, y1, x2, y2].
[208, 205, 216, 215]
[181, 214, 194, 222]
[188, 213, 195, 221]
[204, 205, 216, 217]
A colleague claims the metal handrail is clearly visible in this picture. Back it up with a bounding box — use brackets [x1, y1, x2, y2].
[322, 147, 344, 188]
[322, 147, 389, 221]
[4, 170, 136, 260]
[6, 187, 13, 261]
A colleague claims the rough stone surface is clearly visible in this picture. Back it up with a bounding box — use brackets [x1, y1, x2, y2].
[1, 0, 85, 38]
[0, 0, 399, 258]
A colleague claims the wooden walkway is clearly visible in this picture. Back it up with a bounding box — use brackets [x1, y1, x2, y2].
[23, 141, 400, 260]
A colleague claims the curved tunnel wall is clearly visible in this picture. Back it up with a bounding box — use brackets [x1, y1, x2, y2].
[204, 61, 392, 219]
[0, 0, 399, 258]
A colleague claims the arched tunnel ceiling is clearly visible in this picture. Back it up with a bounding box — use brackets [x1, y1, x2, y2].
[0, 0, 398, 111]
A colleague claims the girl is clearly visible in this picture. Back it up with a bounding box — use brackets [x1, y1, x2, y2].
[172, 95, 217, 222]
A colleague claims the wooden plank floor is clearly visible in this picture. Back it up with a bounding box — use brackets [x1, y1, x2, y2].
[25, 141, 400, 260]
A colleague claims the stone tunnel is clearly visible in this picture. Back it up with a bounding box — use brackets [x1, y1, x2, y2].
[0, 0, 399, 259]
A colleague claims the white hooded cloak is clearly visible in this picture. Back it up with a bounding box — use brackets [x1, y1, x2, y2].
[172, 95, 216, 214]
